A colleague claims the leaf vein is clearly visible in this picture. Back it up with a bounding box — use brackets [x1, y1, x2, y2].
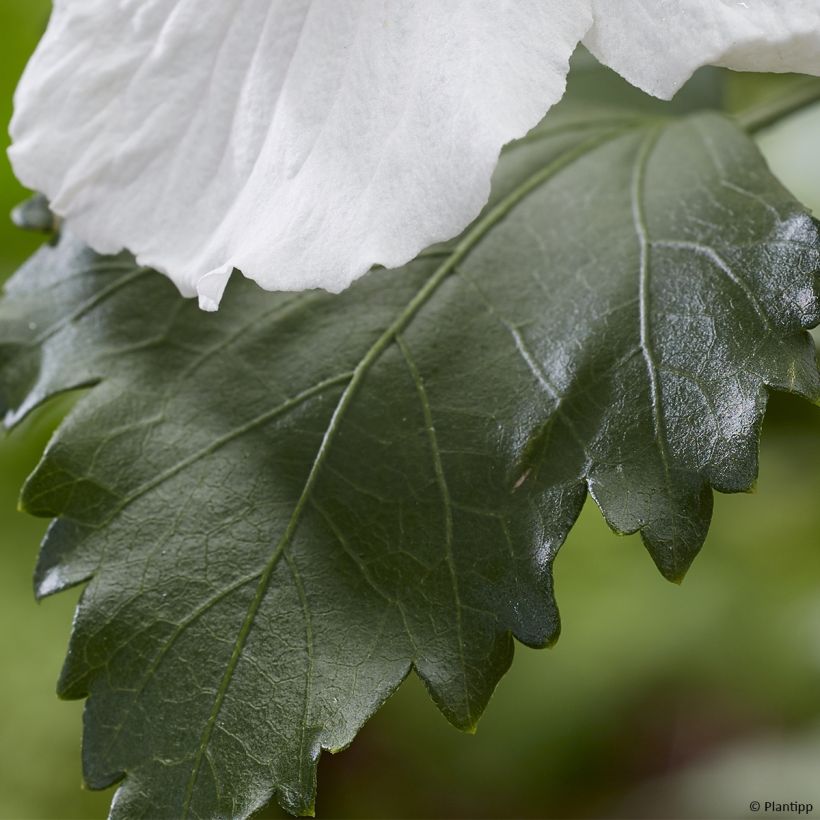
[396, 333, 471, 721]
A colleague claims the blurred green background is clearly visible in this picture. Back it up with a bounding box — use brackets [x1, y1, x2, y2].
[2, 4, 820, 819]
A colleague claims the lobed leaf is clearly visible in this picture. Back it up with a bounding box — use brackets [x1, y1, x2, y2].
[1, 81, 819, 818]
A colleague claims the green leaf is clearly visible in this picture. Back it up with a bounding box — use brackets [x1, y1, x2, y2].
[1, 92, 819, 816]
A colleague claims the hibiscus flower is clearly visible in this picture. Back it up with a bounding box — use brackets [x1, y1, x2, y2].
[9, 0, 820, 309]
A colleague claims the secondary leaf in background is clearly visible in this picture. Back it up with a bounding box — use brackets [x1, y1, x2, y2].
[1, 96, 819, 818]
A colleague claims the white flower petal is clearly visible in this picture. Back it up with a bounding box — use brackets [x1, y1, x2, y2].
[585, 0, 820, 100]
[9, 0, 591, 307]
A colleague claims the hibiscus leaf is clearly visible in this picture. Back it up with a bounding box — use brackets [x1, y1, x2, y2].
[1, 103, 819, 817]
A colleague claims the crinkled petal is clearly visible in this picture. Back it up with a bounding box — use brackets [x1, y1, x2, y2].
[9, 0, 591, 309]
[585, 0, 820, 100]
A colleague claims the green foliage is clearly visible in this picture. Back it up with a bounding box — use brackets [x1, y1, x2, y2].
[0, 0, 50, 279]
[1, 66, 819, 818]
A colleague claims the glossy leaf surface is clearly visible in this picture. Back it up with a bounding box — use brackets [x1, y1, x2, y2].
[1, 83, 819, 818]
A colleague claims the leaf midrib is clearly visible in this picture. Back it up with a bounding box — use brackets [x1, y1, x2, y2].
[631, 126, 672, 489]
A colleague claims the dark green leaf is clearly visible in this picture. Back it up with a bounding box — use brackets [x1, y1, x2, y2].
[1, 101, 818, 817]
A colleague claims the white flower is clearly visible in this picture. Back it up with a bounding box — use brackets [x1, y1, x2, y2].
[9, 0, 820, 310]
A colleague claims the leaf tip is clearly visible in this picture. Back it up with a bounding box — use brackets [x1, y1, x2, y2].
[654, 555, 695, 586]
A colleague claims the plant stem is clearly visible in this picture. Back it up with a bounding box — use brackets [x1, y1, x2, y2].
[737, 79, 820, 134]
